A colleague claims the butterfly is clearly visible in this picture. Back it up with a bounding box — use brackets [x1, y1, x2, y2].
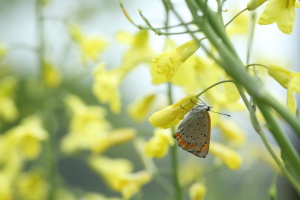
[174, 104, 211, 158]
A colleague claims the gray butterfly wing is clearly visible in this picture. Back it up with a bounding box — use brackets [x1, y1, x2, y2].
[174, 105, 210, 155]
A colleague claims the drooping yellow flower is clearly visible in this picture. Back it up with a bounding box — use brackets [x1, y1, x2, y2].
[217, 119, 246, 147]
[16, 169, 49, 200]
[152, 40, 200, 81]
[149, 94, 199, 129]
[267, 65, 300, 114]
[89, 156, 151, 200]
[0, 76, 18, 122]
[144, 129, 174, 158]
[189, 182, 207, 200]
[117, 30, 155, 69]
[69, 24, 108, 64]
[93, 63, 128, 114]
[257, 0, 300, 34]
[209, 142, 242, 170]
[128, 94, 156, 121]
[42, 61, 62, 88]
[0, 171, 13, 200]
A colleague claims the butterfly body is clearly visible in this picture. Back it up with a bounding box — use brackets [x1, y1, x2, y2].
[174, 104, 211, 158]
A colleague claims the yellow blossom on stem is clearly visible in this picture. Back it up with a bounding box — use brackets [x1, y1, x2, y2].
[69, 24, 108, 64]
[128, 94, 156, 121]
[257, 0, 300, 34]
[152, 40, 200, 81]
[267, 65, 300, 114]
[149, 94, 199, 129]
[93, 62, 129, 114]
[89, 156, 151, 200]
[189, 183, 207, 200]
[144, 129, 174, 158]
[0, 77, 18, 122]
[117, 30, 155, 68]
[42, 61, 62, 88]
[210, 142, 242, 170]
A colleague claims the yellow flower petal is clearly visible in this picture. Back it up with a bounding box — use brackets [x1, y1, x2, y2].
[267, 65, 295, 88]
[224, 75, 240, 102]
[152, 40, 200, 81]
[189, 183, 207, 200]
[218, 120, 246, 147]
[128, 94, 156, 121]
[42, 61, 62, 88]
[210, 142, 242, 170]
[69, 24, 108, 64]
[287, 76, 300, 114]
[258, 0, 297, 34]
[149, 94, 199, 129]
[93, 63, 127, 114]
[144, 129, 174, 158]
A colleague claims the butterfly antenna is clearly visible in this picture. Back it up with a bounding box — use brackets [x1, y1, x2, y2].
[210, 110, 231, 117]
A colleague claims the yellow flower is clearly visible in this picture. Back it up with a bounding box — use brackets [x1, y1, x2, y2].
[144, 129, 174, 158]
[93, 63, 128, 114]
[189, 183, 207, 200]
[2, 116, 48, 160]
[267, 65, 300, 114]
[16, 169, 49, 200]
[128, 94, 156, 121]
[0, 172, 13, 200]
[210, 142, 242, 170]
[69, 24, 108, 64]
[217, 119, 246, 147]
[0, 76, 18, 122]
[149, 94, 199, 129]
[62, 95, 135, 154]
[65, 94, 110, 134]
[89, 156, 151, 200]
[152, 40, 200, 81]
[257, 0, 300, 34]
[179, 159, 203, 186]
[42, 61, 62, 88]
[117, 30, 155, 68]
[90, 128, 136, 154]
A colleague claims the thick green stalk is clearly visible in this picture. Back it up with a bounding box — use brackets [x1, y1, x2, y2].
[185, 0, 300, 190]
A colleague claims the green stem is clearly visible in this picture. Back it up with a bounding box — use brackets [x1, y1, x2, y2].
[36, 1, 57, 199]
[225, 8, 247, 28]
[258, 105, 300, 185]
[195, 80, 234, 97]
[167, 82, 182, 200]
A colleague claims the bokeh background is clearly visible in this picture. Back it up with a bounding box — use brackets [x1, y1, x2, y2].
[0, 0, 299, 199]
